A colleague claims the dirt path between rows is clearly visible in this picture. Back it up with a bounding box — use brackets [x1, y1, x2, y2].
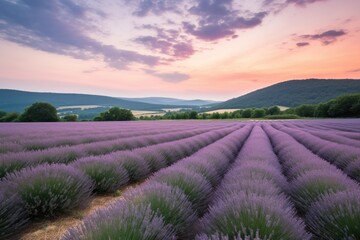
[18, 181, 146, 240]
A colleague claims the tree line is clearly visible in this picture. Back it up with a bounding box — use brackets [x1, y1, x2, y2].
[0, 103, 134, 122]
[0, 93, 359, 122]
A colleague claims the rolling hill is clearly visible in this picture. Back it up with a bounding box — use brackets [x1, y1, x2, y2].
[121, 97, 219, 106]
[213, 79, 360, 109]
[0, 89, 193, 112]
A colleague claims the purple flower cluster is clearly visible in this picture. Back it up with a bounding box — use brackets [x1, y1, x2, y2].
[0, 124, 232, 179]
[1, 164, 93, 223]
[198, 125, 309, 239]
[264, 124, 360, 238]
[273, 124, 360, 182]
[62, 125, 252, 239]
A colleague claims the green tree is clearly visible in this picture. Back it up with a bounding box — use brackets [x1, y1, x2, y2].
[0, 111, 6, 118]
[251, 108, 266, 118]
[189, 111, 198, 119]
[0, 112, 20, 122]
[267, 106, 281, 115]
[241, 109, 252, 118]
[314, 102, 331, 118]
[20, 102, 59, 122]
[327, 94, 360, 117]
[295, 104, 316, 117]
[95, 107, 134, 121]
[63, 114, 78, 122]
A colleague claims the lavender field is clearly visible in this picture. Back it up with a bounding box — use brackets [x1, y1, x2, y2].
[1, 120, 360, 240]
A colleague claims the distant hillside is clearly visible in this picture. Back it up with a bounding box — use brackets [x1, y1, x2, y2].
[121, 97, 220, 106]
[0, 89, 191, 112]
[214, 79, 360, 109]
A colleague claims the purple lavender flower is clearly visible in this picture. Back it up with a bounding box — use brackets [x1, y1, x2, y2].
[71, 156, 129, 193]
[2, 164, 93, 217]
[62, 200, 176, 240]
[306, 190, 360, 240]
[123, 182, 197, 239]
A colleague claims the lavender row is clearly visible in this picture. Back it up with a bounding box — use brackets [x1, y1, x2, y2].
[196, 125, 309, 240]
[70, 126, 238, 193]
[0, 126, 240, 239]
[0, 121, 231, 141]
[280, 122, 360, 147]
[0, 124, 200, 153]
[0, 125, 232, 179]
[61, 125, 253, 239]
[0, 121, 223, 152]
[264, 124, 360, 239]
[273, 124, 360, 183]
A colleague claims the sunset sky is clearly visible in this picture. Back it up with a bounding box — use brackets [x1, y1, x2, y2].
[0, 0, 359, 100]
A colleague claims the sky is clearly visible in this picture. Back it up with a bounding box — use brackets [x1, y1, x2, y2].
[0, 0, 359, 101]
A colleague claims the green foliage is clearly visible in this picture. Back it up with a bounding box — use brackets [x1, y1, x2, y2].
[0, 112, 20, 122]
[241, 109, 253, 118]
[19, 102, 59, 122]
[251, 109, 266, 118]
[294, 104, 317, 117]
[189, 110, 198, 119]
[327, 94, 360, 117]
[0, 111, 6, 118]
[267, 106, 281, 115]
[62, 114, 78, 122]
[94, 107, 135, 121]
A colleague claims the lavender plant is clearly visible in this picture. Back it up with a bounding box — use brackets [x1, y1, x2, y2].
[71, 157, 129, 193]
[2, 164, 93, 217]
[0, 189, 29, 239]
[306, 191, 360, 239]
[124, 182, 197, 239]
[151, 166, 213, 214]
[62, 201, 175, 240]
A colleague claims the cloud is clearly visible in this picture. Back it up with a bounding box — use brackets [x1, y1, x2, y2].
[286, 0, 327, 6]
[349, 68, 360, 73]
[144, 69, 190, 83]
[135, 26, 195, 60]
[296, 42, 310, 47]
[300, 30, 347, 45]
[0, 0, 160, 69]
[183, 1, 267, 41]
[130, 0, 183, 17]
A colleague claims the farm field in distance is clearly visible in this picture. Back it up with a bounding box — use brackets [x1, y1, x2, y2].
[1, 120, 360, 240]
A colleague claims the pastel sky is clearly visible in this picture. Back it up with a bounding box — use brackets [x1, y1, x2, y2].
[0, 0, 359, 100]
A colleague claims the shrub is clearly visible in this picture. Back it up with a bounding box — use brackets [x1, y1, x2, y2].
[151, 167, 213, 214]
[180, 159, 221, 187]
[2, 164, 93, 217]
[199, 193, 309, 240]
[0, 189, 29, 239]
[136, 148, 168, 172]
[0, 156, 28, 179]
[290, 170, 356, 213]
[306, 191, 360, 239]
[113, 151, 150, 182]
[62, 201, 175, 240]
[124, 182, 197, 239]
[71, 157, 129, 193]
